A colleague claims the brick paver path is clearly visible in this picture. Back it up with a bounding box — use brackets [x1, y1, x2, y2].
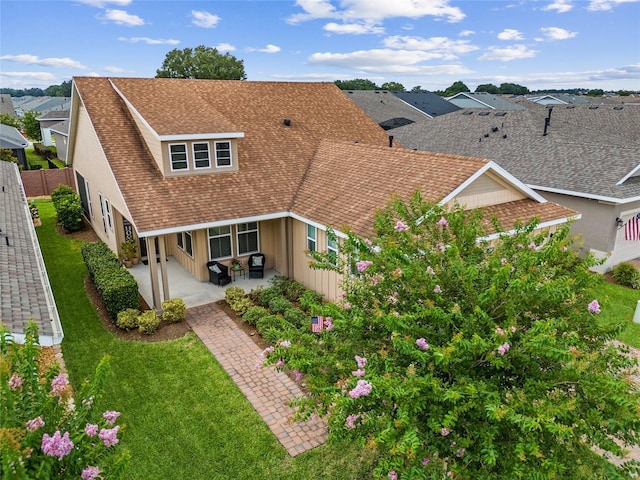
[186, 303, 328, 456]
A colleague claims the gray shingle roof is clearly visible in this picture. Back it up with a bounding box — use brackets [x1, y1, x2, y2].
[391, 105, 640, 201]
[0, 124, 29, 149]
[0, 161, 63, 345]
[392, 91, 461, 117]
[447, 92, 525, 110]
[343, 90, 432, 126]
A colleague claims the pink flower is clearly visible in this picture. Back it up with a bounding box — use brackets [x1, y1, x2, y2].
[356, 260, 373, 272]
[345, 414, 359, 428]
[98, 425, 120, 447]
[26, 416, 45, 432]
[426, 266, 435, 276]
[528, 242, 537, 250]
[433, 285, 442, 293]
[41, 431, 74, 460]
[103, 410, 121, 425]
[8, 373, 22, 390]
[495, 327, 505, 336]
[416, 338, 430, 351]
[441, 427, 450, 436]
[437, 216, 449, 227]
[50, 373, 68, 397]
[501, 257, 508, 265]
[323, 317, 334, 330]
[82, 396, 94, 407]
[393, 311, 400, 317]
[349, 380, 372, 399]
[562, 246, 568, 252]
[422, 457, 431, 465]
[510, 326, 517, 333]
[352, 369, 366, 378]
[292, 369, 303, 382]
[456, 448, 466, 457]
[588, 299, 601, 314]
[388, 471, 398, 480]
[260, 346, 275, 359]
[343, 302, 351, 310]
[81, 466, 100, 480]
[355, 355, 367, 369]
[394, 220, 409, 231]
[497, 342, 511, 355]
[85, 423, 99, 437]
[278, 340, 291, 349]
[364, 238, 373, 246]
[275, 359, 285, 367]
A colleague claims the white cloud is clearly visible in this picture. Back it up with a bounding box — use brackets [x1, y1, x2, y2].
[0, 54, 88, 69]
[104, 66, 125, 73]
[588, 0, 639, 11]
[191, 10, 220, 28]
[383, 35, 479, 59]
[459, 29, 475, 37]
[215, 43, 236, 52]
[497, 29, 523, 41]
[477, 44, 537, 62]
[248, 44, 281, 54]
[101, 9, 145, 26]
[118, 36, 180, 45]
[540, 26, 577, 40]
[77, 0, 131, 7]
[542, 0, 574, 13]
[288, 0, 465, 24]
[87, 72, 102, 77]
[324, 22, 384, 34]
[0, 71, 57, 80]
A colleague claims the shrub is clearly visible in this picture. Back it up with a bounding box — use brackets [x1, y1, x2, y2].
[243, 306, 270, 326]
[298, 289, 324, 311]
[51, 183, 75, 207]
[612, 262, 640, 289]
[229, 297, 253, 316]
[56, 195, 84, 232]
[116, 308, 139, 330]
[269, 296, 293, 315]
[248, 286, 264, 304]
[256, 315, 294, 340]
[162, 298, 186, 323]
[258, 286, 282, 307]
[138, 310, 161, 335]
[284, 307, 307, 329]
[284, 281, 308, 302]
[269, 275, 294, 294]
[225, 286, 246, 304]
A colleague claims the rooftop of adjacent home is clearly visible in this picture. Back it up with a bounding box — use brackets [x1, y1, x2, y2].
[0, 161, 63, 345]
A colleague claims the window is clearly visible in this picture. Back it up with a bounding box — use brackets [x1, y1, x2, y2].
[170, 144, 188, 171]
[177, 231, 193, 257]
[327, 235, 338, 266]
[104, 198, 113, 231]
[193, 143, 210, 169]
[98, 192, 107, 235]
[307, 224, 317, 252]
[237, 222, 259, 255]
[215, 141, 232, 167]
[85, 180, 93, 219]
[208, 226, 232, 259]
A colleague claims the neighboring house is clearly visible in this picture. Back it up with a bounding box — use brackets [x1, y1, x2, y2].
[391, 105, 640, 272]
[344, 90, 433, 130]
[392, 91, 461, 117]
[13, 96, 71, 117]
[50, 119, 70, 162]
[1, 94, 17, 117]
[0, 160, 64, 345]
[526, 94, 592, 106]
[37, 110, 69, 147]
[67, 77, 578, 310]
[446, 92, 525, 110]
[0, 123, 29, 170]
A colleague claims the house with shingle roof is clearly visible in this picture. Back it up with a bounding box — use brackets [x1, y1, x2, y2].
[0, 123, 29, 170]
[37, 109, 69, 147]
[447, 92, 525, 111]
[67, 77, 578, 309]
[391, 105, 640, 272]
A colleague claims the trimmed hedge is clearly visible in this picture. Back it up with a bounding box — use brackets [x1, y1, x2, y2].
[51, 184, 83, 233]
[612, 262, 640, 289]
[161, 298, 186, 323]
[81, 241, 139, 320]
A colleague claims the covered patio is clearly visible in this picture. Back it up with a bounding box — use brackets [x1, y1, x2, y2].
[128, 256, 280, 309]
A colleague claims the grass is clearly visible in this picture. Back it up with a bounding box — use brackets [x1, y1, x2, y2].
[34, 200, 375, 480]
[25, 146, 65, 170]
[591, 280, 640, 348]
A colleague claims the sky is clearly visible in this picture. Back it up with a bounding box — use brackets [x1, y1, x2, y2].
[1, 0, 639, 92]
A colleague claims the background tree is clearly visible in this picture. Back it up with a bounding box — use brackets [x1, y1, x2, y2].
[410, 85, 429, 93]
[499, 82, 530, 95]
[0, 148, 18, 163]
[434, 80, 470, 97]
[156, 45, 247, 80]
[587, 88, 605, 97]
[617, 90, 632, 96]
[334, 79, 380, 90]
[0, 112, 22, 128]
[475, 83, 500, 94]
[267, 195, 640, 479]
[380, 81, 405, 92]
[22, 111, 41, 141]
[44, 80, 72, 97]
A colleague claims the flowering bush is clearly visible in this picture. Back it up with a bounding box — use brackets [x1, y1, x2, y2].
[264, 196, 640, 479]
[1, 322, 129, 479]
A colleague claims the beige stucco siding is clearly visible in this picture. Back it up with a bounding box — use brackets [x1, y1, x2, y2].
[455, 172, 525, 209]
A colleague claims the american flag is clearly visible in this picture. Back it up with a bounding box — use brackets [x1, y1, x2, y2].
[311, 315, 324, 333]
[624, 214, 640, 241]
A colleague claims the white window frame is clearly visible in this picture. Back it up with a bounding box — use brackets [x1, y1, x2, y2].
[214, 141, 232, 168]
[169, 143, 188, 171]
[104, 198, 113, 231]
[236, 222, 259, 256]
[327, 235, 338, 266]
[85, 179, 94, 219]
[98, 192, 108, 236]
[208, 225, 233, 260]
[307, 224, 317, 253]
[192, 142, 211, 169]
[177, 231, 193, 257]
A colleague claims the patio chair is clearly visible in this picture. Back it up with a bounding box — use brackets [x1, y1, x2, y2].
[248, 253, 265, 278]
[206, 260, 232, 287]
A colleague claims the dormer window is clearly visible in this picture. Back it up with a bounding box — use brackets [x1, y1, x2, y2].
[170, 144, 188, 171]
[193, 143, 211, 169]
[215, 141, 232, 167]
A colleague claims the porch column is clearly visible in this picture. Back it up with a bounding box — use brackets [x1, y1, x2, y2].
[146, 236, 161, 313]
[157, 235, 170, 303]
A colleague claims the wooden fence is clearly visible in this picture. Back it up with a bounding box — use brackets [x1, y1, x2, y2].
[20, 167, 76, 197]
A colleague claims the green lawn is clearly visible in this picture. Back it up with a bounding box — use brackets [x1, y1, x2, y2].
[592, 280, 640, 348]
[34, 200, 375, 480]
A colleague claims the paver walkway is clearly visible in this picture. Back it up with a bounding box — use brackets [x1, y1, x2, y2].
[186, 303, 328, 456]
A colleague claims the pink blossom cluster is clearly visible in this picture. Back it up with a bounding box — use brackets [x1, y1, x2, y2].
[433, 285, 442, 293]
[8, 373, 23, 390]
[388, 471, 398, 480]
[394, 220, 409, 231]
[81, 466, 100, 480]
[292, 369, 303, 382]
[26, 416, 45, 432]
[416, 338, 430, 351]
[352, 368, 365, 378]
[50, 373, 68, 397]
[277, 340, 291, 349]
[497, 342, 511, 355]
[437, 216, 449, 227]
[345, 413, 359, 428]
[98, 425, 120, 447]
[588, 299, 601, 314]
[426, 266, 435, 276]
[260, 346, 275, 359]
[85, 423, 99, 437]
[41, 430, 74, 460]
[349, 380, 372, 399]
[441, 427, 451, 436]
[495, 327, 505, 336]
[356, 260, 373, 272]
[323, 317, 333, 330]
[355, 355, 367, 369]
[103, 410, 121, 426]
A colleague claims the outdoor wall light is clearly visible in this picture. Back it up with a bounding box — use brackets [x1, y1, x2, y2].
[615, 217, 624, 229]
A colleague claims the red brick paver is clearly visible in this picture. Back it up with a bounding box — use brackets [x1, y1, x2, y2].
[186, 303, 328, 456]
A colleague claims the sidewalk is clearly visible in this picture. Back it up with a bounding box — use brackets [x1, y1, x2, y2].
[186, 303, 328, 456]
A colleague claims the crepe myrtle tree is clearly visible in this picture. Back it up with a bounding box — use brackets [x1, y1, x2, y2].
[265, 193, 640, 479]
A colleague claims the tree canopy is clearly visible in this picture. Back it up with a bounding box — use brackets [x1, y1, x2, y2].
[155, 45, 247, 80]
[381, 82, 405, 92]
[265, 194, 640, 479]
[22, 111, 42, 141]
[334, 79, 380, 90]
[434, 81, 470, 97]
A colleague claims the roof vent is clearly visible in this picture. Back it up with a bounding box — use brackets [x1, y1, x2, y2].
[462, 111, 473, 115]
[283, 118, 291, 126]
[613, 105, 624, 110]
[494, 112, 507, 116]
[478, 111, 490, 116]
[491, 126, 499, 132]
[566, 105, 575, 109]
[588, 105, 599, 110]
